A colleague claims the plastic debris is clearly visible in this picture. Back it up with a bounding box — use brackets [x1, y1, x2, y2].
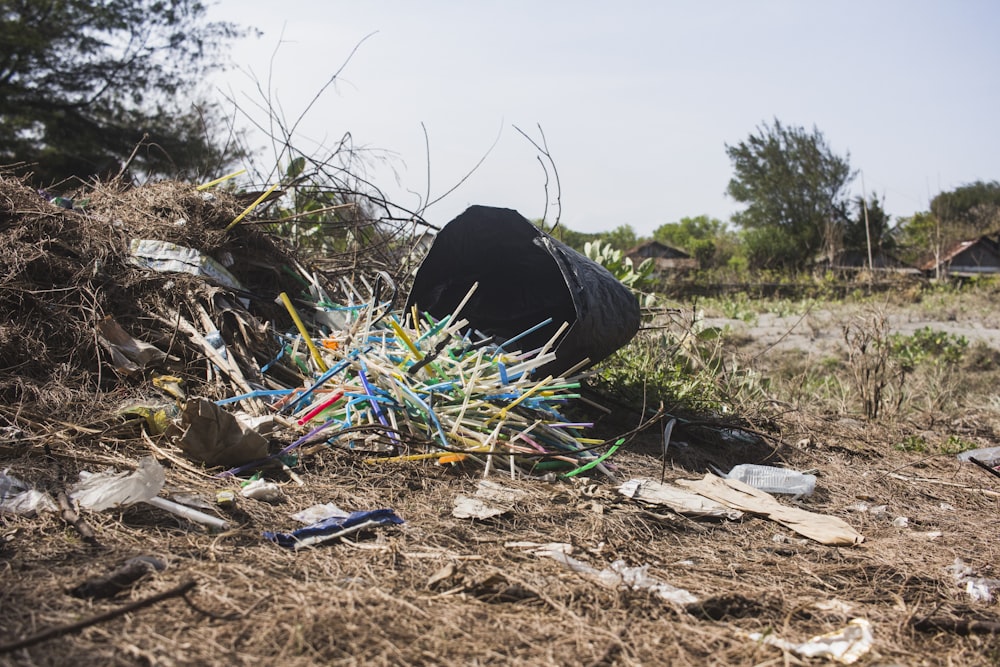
[264, 508, 404, 550]
[677, 473, 864, 546]
[69, 556, 166, 599]
[406, 205, 640, 377]
[948, 558, 1000, 603]
[746, 618, 874, 664]
[69, 456, 228, 530]
[618, 478, 744, 520]
[540, 547, 697, 605]
[0, 471, 57, 516]
[240, 478, 283, 502]
[291, 502, 349, 524]
[129, 238, 244, 293]
[507, 541, 574, 556]
[96, 317, 168, 374]
[723, 463, 816, 497]
[70, 457, 166, 511]
[0, 470, 27, 500]
[212, 283, 626, 482]
[957, 446, 1000, 467]
[453, 480, 529, 519]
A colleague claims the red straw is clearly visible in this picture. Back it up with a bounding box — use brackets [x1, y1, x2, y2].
[297, 391, 344, 425]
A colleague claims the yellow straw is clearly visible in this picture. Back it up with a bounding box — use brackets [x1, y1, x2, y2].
[196, 168, 246, 191]
[487, 375, 554, 424]
[389, 318, 423, 360]
[363, 451, 456, 464]
[410, 305, 421, 336]
[279, 292, 328, 373]
[225, 182, 280, 231]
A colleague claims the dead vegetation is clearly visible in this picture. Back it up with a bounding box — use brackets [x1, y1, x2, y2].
[1, 173, 1000, 666]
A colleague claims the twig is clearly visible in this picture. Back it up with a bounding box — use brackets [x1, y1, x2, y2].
[0, 580, 196, 654]
[115, 133, 149, 180]
[420, 119, 504, 214]
[512, 123, 562, 231]
[56, 490, 98, 546]
[968, 457, 1000, 482]
[750, 304, 814, 363]
[886, 472, 1000, 498]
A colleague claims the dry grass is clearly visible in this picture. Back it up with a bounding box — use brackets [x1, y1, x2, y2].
[1, 175, 1000, 665]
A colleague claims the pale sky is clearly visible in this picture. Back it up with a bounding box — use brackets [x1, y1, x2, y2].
[207, 1, 1000, 235]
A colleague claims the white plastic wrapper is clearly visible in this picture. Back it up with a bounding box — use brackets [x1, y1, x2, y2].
[70, 456, 164, 510]
[747, 618, 874, 664]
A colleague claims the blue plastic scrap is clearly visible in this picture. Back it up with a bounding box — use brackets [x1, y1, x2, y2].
[264, 508, 404, 549]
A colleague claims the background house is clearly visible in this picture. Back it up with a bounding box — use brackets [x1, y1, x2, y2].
[918, 235, 1000, 277]
[812, 248, 918, 275]
[626, 240, 699, 273]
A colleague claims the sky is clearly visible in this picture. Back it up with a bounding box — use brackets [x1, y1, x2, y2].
[206, 1, 1000, 235]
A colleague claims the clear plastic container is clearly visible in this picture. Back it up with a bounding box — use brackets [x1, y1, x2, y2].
[726, 464, 817, 496]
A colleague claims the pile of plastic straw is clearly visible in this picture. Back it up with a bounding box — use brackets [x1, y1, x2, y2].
[221, 282, 616, 479]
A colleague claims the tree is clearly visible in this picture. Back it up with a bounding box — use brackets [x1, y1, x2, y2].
[844, 194, 894, 254]
[726, 119, 855, 269]
[0, 0, 249, 185]
[894, 181, 1000, 266]
[652, 215, 735, 268]
[599, 223, 639, 251]
[930, 180, 1000, 236]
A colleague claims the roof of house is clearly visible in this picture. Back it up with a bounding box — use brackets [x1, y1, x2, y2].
[625, 239, 691, 259]
[917, 235, 1000, 272]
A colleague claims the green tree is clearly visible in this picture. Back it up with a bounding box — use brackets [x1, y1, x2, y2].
[726, 119, 855, 269]
[930, 180, 1000, 236]
[893, 211, 938, 266]
[844, 194, 894, 253]
[893, 181, 1000, 266]
[652, 215, 735, 268]
[599, 223, 639, 251]
[0, 0, 249, 185]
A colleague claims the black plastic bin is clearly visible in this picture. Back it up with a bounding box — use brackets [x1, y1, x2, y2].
[405, 205, 640, 377]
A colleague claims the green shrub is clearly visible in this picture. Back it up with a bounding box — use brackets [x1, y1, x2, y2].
[889, 327, 968, 371]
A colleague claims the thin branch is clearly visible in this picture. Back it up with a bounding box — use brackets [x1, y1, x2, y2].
[0, 580, 197, 654]
[513, 123, 562, 231]
[421, 118, 504, 213]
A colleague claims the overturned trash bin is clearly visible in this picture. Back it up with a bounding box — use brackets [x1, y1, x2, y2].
[405, 205, 640, 377]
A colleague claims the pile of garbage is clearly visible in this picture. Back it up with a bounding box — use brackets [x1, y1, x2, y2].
[0, 174, 641, 504]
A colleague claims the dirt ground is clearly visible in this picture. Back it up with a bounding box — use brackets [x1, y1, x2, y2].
[2, 177, 1000, 666]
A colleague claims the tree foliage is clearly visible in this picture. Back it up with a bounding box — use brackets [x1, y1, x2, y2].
[0, 0, 249, 185]
[599, 223, 639, 252]
[930, 180, 1000, 236]
[844, 194, 894, 253]
[894, 181, 1000, 265]
[726, 119, 855, 269]
[652, 215, 735, 268]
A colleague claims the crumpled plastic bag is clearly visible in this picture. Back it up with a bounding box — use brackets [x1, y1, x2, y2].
[166, 397, 269, 467]
[0, 471, 58, 516]
[540, 548, 698, 606]
[69, 456, 164, 510]
[747, 618, 874, 664]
